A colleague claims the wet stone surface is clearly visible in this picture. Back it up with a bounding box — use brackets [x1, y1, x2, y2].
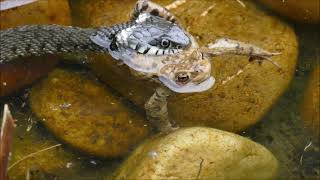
[29, 69, 150, 158]
[113, 127, 278, 180]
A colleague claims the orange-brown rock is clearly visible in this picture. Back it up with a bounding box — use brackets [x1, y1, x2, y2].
[0, 57, 58, 96]
[258, 0, 320, 24]
[0, 0, 71, 29]
[29, 69, 150, 158]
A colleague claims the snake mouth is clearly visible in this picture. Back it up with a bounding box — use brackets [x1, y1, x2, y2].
[159, 76, 215, 93]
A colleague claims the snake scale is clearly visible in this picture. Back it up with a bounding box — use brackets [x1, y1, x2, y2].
[0, 24, 127, 63]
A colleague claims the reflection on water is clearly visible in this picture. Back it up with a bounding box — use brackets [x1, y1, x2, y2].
[0, 0, 319, 179]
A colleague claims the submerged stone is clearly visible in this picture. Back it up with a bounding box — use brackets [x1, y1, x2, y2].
[29, 69, 150, 158]
[113, 127, 278, 180]
[0, 57, 59, 97]
[72, 0, 298, 132]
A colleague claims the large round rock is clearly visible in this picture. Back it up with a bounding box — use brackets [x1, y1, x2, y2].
[113, 127, 278, 180]
[29, 69, 150, 158]
[72, 0, 298, 132]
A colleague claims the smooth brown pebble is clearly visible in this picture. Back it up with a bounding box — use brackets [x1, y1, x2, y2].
[29, 69, 150, 158]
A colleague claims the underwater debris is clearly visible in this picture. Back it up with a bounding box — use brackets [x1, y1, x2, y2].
[200, 4, 215, 17]
[235, 0, 246, 8]
[0, 104, 15, 180]
[7, 144, 62, 171]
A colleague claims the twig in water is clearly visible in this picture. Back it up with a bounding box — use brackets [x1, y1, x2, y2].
[300, 141, 313, 165]
[236, 0, 246, 8]
[0, 104, 16, 180]
[221, 63, 251, 85]
[196, 157, 204, 180]
[200, 4, 215, 17]
[7, 144, 62, 171]
[165, 0, 187, 10]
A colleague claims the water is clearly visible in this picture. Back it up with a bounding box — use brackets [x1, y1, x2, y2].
[0, 0, 319, 179]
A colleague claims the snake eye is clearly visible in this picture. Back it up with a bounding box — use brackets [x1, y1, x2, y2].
[176, 72, 190, 84]
[160, 39, 171, 48]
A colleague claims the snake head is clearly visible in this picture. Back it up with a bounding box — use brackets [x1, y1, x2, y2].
[159, 49, 215, 93]
[119, 13, 191, 56]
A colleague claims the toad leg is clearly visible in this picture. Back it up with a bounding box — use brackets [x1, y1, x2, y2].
[131, 0, 177, 23]
[145, 87, 177, 133]
[204, 38, 281, 68]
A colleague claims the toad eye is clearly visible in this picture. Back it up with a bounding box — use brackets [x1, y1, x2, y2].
[176, 72, 190, 84]
[160, 39, 171, 48]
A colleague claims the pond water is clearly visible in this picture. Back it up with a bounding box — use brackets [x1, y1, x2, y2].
[0, 0, 319, 179]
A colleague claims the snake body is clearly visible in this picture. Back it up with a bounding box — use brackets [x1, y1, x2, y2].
[0, 23, 138, 63]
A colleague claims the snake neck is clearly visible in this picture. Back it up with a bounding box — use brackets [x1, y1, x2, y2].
[0, 22, 136, 64]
